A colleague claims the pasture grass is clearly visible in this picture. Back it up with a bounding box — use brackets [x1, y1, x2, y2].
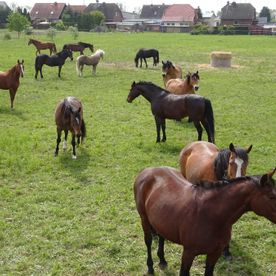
[0, 30, 275, 275]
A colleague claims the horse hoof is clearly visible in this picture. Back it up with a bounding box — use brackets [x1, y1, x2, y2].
[72, 155, 77, 160]
[224, 254, 233, 261]
[159, 261, 167, 270]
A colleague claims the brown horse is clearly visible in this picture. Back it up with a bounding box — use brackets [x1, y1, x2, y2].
[134, 166, 276, 276]
[28, 38, 57, 56]
[63, 42, 94, 56]
[0, 60, 24, 108]
[179, 141, 253, 259]
[165, 71, 200, 95]
[127, 81, 215, 143]
[55, 96, 86, 159]
[162, 60, 182, 85]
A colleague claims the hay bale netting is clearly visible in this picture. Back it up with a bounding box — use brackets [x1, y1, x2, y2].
[210, 51, 232, 68]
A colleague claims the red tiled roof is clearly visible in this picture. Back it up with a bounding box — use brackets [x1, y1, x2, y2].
[66, 5, 86, 14]
[162, 4, 196, 22]
[30, 3, 66, 22]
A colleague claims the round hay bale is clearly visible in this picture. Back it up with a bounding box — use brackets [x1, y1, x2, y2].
[210, 51, 232, 68]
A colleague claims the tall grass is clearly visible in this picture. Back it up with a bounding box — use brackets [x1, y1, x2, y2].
[0, 30, 275, 275]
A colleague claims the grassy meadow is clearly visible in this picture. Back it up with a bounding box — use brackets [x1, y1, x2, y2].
[0, 30, 275, 275]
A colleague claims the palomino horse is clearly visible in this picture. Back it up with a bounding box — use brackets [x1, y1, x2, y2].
[76, 49, 105, 76]
[35, 48, 73, 79]
[63, 41, 94, 56]
[0, 60, 24, 108]
[28, 38, 57, 56]
[134, 48, 159, 68]
[179, 141, 253, 259]
[165, 71, 200, 95]
[127, 81, 215, 143]
[54, 96, 86, 159]
[134, 166, 276, 276]
[161, 60, 182, 85]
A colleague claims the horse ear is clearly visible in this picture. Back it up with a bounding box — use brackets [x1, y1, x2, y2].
[246, 144, 253, 153]
[22, 59, 24, 64]
[229, 143, 236, 153]
[259, 168, 275, 186]
[17, 59, 20, 64]
[132, 81, 136, 87]
[78, 107, 81, 113]
[186, 74, 191, 84]
[162, 61, 165, 65]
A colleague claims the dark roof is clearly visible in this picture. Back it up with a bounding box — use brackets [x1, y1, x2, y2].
[0, 1, 10, 10]
[66, 5, 86, 14]
[30, 3, 66, 22]
[140, 4, 169, 19]
[221, 2, 256, 20]
[85, 3, 123, 22]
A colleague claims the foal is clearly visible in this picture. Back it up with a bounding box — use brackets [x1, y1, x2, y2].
[161, 60, 182, 85]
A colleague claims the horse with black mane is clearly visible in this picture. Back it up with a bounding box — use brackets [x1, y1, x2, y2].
[135, 48, 159, 68]
[63, 42, 94, 56]
[28, 38, 57, 56]
[0, 60, 24, 108]
[54, 96, 86, 159]
[127, 81, 215, 143]
[162, 60, 182, 85]
[134, 166, 276, 275]
[35, 48, 73, 79]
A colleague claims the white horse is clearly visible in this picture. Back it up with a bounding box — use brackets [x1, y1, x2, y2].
[76, 49, 105, 77]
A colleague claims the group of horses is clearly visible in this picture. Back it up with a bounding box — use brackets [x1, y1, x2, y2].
[130, 48, 276, 275]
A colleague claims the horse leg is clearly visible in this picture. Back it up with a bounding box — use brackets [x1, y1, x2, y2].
[222, 244, 232, 261]
[201, 121, 212, 143]
[63, 130, 68, 150]
[193, 121, 203, 141]
[92, 65, 96, 75]
[9, 89, 16, 109]
[71, 134, 77, 159]
[140, 58, 142, 68]
[161, 119, 166, 142]
[55, 129, 62, 156]
[58, 66, 61, 78]
[157, 235, 167, 269]
[179, 249, 195, 276]
[204, 250, 221, 276]
[154, 116, 161, 143]
[144, 58, 148, 68]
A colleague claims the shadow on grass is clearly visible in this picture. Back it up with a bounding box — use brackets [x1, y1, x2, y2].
[0, 106, 27, 120]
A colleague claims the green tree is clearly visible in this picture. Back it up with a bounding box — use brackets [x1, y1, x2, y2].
[7, 12, 29, 38]
[90, 10, 105, 27]
[259, 6, 271, 22]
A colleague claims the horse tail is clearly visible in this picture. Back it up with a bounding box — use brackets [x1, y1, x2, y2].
[156, 51, 159, 64]
[204, 98, 215, 144]
[81, 119, 86, 142]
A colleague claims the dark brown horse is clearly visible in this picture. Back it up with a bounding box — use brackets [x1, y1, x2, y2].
[127, 81, 215, 143]
[55, 96, 86, 159]
[28, 38, 57, 56]
[63, 42, 94, 56]
[135, 48, 159, 68]
[134, 166, 276, 276]
[162, 60, 182, 85]
[0, 60, 24, 108]
[179, 141, 253, 258]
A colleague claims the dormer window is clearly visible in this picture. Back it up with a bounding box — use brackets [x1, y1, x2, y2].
[50, 11, 54, 14]
[35, 11, 38, 14]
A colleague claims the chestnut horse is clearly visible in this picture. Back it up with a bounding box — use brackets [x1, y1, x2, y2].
[161, 60, 182, 85]
[127, 81, 215, 143]
[0, 60, 24, 108]
[55, 96, 86, 159]
[134, 166, 276, 276]
[28, 38, 57, 56]
[165, 71, 200, 95]
[179, 141, 253, 258]
[63, 41, 94, 56]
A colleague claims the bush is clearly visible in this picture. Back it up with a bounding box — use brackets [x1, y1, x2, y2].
[68, 26, 78, 39]
[3, 32, 11, 40]
[46, 27, 56, 40]
[55, 21, 66, 31]
[24, 26, 33, 35]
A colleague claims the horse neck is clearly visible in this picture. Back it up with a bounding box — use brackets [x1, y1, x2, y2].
[9, 66, 20, 79]
[183, 77, 193, 90]
[138, 85, 162, 102]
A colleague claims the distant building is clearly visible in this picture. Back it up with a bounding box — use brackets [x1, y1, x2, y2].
[65, 4, 86, 14]
[0, 1, 11, 24]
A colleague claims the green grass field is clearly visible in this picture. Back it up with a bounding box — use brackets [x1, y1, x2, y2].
[0, 30, 275, 275]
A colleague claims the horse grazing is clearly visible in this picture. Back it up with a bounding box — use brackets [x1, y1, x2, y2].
[54, 96, 86, 159]
[0, 60, 24, 108]
[134, 166, 276, 276]
[165, 71, 200, 95]
[76, 49, 105, 77]
[63, 41, 94, 56]
[127, 81, 215, 143]
[28, 38, 57, 56]
[134, 48, 159, 68]
[179, 141, 253, 259]
[35, 48, 73, 79]
[161, 60, 182, 85]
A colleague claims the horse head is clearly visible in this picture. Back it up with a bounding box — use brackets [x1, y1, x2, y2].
[227, 143, 253, 178]
[68, 105, 83, 137]
[28, 39, 32, 45]
[187, 71, 200, 91]
[66, 48, 73, 61]
[127, 81, 140, 102]
[90, 44, 94, 52]
[17, 59, 24, 78]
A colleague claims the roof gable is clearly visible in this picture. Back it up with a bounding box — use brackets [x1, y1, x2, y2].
[162, 4, 196, 22]
[221, 2, 256, 20]
[140, 4, 169, 19]
[30, 3, 66, 21]
[66, 5, 86, 14]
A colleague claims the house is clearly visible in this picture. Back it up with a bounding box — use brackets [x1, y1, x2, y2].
[161, 4, 198, 33]
[65, 4, 86, 14]
[30, 2, 66, 25]
[220, 1, 256, 27]
[85, 2, 123, 29]
[0, 1, 11, 25]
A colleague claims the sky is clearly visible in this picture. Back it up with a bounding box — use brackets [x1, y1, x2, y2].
[5, 0, 276, 14]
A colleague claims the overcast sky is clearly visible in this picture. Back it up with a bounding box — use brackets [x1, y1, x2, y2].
[6, 0, 276, 14]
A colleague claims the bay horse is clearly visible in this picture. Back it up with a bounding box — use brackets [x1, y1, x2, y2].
[63, 41, 94, 56]
[161, 60, 182, 85]
[179, 141, 253, 259]
[54, 96, 86, 159]
[165, 71, 200, 95]
[35, 48, 73, 79]
[28, 38, 57, 56]
[134, 166, 276, 276]
[135, 48, 159, 68]
[76, 49, 105, 76]
[127, 81, 215, 143]
[0, 60, 24, 108]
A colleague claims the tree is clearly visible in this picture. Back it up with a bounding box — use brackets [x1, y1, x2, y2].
[259, 6, 271, 22]
[197, 6, 203, 20]
[7, 12, 29, 38]
[90, 10, 105, 27]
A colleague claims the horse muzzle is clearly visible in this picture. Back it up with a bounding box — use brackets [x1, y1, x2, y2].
[194, 86, 199, 91]
[127, 97, 132, 103]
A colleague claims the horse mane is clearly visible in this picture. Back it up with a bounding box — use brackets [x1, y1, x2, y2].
[135, 81, 170, 93]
